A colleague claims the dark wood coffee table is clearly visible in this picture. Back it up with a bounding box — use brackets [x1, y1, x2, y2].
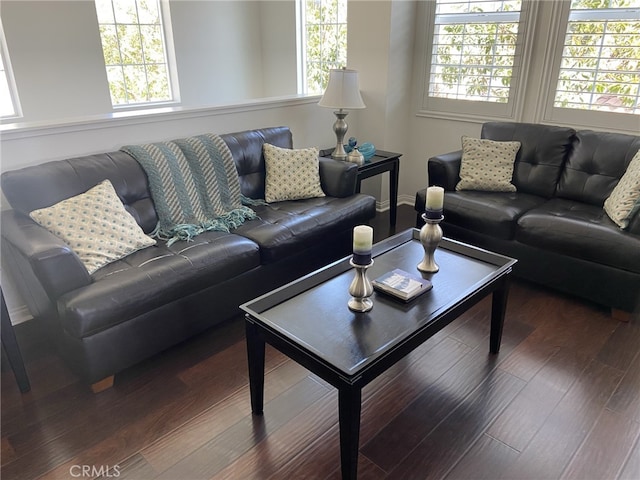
[241, 229, 516, 479]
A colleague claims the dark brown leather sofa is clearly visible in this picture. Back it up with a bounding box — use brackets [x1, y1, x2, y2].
[415, 122, 640, 314]
[1, 126, 376, 391]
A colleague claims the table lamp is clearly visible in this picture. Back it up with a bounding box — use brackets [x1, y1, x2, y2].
[318, 68, 366, 160]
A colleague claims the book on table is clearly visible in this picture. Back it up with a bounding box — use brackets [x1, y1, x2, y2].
[372, 268, 433, 302]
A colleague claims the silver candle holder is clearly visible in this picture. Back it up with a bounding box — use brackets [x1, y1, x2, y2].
[348, 258, 374, 312]
[417, 212, 444, 273]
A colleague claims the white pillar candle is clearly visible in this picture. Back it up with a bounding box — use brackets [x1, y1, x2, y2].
[353, 225, 373, 252]
[353, 225, 373, 264]
[426, 186, 444, 210]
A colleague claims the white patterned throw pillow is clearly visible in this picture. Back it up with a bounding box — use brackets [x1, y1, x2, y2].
[29, 179, 156, 274]
[604, 149, 640, 229]
[456, 136, 521, 192]
[263, 143, 325, 202]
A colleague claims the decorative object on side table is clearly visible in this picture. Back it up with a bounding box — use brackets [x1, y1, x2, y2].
[344, 138, 376, 164]
[348, 147, 365, 165]
[358, 142, 376, 161]
[349, 225, 374, 312]
[418, 186, 444, 273]
[318, 68, 366, 161]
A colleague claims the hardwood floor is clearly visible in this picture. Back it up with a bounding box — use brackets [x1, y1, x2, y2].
[2, 205, 639, 480]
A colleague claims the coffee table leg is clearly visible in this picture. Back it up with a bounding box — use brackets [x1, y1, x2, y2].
[245, 318, 265, 415]
[490, 277, 510, 354]
[339, 386, 362, 480]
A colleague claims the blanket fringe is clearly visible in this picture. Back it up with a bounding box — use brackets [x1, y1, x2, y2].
[241, 195, 269, 207]
[161, 206, 257, 246]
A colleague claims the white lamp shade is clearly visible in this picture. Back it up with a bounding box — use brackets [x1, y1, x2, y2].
[318, 68, 366, 110]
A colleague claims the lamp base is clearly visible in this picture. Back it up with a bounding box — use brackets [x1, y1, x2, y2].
[331, 111, 349, 161]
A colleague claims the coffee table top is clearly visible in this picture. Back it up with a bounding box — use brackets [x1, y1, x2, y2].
[241, 229, 516, 380]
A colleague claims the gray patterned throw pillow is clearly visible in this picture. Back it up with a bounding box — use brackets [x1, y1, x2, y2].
[456, 136, 521, 192]
[29, 179, 156, 274]
[263, 143, 325, 202]
[604, 149, 640, 229]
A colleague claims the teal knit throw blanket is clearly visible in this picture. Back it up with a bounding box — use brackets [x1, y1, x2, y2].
[122, 134, 256, 246]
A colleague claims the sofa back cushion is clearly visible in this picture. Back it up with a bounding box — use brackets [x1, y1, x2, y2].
[220, 126, 293, 200]
[1, 151, 159, 234]
[556, 130, 640, 206]
[1, 126, 294, 234]
[481, 122, 575, 198]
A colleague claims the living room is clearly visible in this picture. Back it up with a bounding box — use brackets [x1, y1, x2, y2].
[1, 0, 639, 479]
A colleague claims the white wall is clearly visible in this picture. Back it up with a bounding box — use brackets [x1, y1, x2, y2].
[0, 0, 299, 123]
[347, 0, 416, 207]
[171, 0, 297, 105]
[1, 1, 113, 121]
[259, 1, 298, 97]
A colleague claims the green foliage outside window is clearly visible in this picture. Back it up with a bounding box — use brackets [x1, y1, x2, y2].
[96, 0, 172, 106]
[553, 0, 640, 113]
[432, 22, 518, 103]
[304, 0, 348, 95]
[430, 1, 521, 103]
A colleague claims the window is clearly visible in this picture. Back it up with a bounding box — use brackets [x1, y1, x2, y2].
[298, 0, 348, 95]
[95, 0, 176, 106]
[419, 0, 536, 120]
[539, 0, 639, 130]
[0, 22, 20, 118]
[553, 0, 640, 115]
[430, 0, 521, 103]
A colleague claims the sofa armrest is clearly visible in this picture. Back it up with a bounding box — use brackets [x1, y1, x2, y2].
[1, 210, 91, 300]
[428, 150, 462, 190]
[319, 157, 359, 197]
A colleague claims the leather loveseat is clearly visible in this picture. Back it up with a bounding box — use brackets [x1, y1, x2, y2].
[1, 126, 376, 391]
[415, 122, 640, 315]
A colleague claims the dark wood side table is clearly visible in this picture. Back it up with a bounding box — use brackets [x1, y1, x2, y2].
[1, 287, 31, 393]
[320, 149, 402, 227]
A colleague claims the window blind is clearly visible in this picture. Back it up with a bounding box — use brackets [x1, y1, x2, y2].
[553, 3, 640, 114]
[429, 0, 523, 103]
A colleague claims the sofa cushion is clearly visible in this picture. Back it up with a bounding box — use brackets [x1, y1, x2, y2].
[440, 191, 547, 240]
[29, 180, 156, 274]
[58, 232, 261, 338]
[456, 136, 520, 192]
[1, 151, 158, 234]
[263, 143, 325, 202]
[604, 149, 640, 229]
[234, 195, 376, 263]
[556, 130, 640, 206]
[516, 198, 640, 274]
[481, 122, 576, 198]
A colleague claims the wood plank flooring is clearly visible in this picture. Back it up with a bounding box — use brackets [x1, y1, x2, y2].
[2, 205, 639, 480]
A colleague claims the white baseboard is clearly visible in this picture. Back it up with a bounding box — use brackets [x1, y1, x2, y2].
[376, 194, 415, 212]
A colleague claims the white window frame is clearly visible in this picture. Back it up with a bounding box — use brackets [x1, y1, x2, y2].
[296, 0, 348, 95]
[0, 22, 21, 120]
[537, 1, 639, 132]
[95, 0, 179, 108]
[416, 0, 538, 122]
